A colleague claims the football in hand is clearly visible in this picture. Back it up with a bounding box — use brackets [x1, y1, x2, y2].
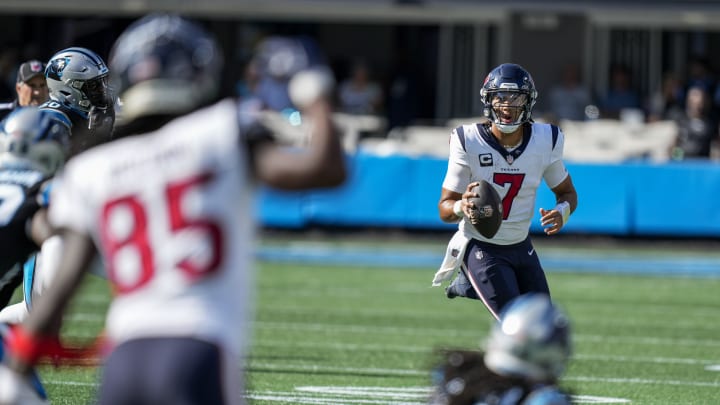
[467, 180, 503, 238]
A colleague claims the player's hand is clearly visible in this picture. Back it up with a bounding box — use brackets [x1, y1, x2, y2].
[539, 207, 564, 235]
[0, 363, 47, 405]
[288, 67, 335, 109]
[460, 182, 480, 217]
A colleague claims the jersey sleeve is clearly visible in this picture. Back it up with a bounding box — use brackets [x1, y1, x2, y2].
[543, 126, 569, 189]
[48, 162, 92, 234]
[441, 127, 472, 193]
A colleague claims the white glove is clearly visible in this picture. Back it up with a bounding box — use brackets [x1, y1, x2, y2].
[288, 67, 335, 108]
[0, 363, 48, 405]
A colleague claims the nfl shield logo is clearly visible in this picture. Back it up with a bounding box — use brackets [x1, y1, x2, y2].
[506, 155, 514, 164]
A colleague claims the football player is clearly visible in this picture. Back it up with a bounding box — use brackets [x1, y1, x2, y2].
[1, 13, 344, 405]
[0, 107, 69, 313]
[1, 47, 117, 323]
[434, 63, 578, 320]
[40, 47, 115, 158]
[429, 293, 572, 405]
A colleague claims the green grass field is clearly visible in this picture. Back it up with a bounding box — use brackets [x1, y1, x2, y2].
[35, 237, 720, 404]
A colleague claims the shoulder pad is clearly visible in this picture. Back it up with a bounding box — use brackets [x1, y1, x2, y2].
[453, 125, 466, 152]
[39, 104, 73, 129]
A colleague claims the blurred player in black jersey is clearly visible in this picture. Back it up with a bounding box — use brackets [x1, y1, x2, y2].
[0, 48, 117, 323]
[0, 107, 68, 312]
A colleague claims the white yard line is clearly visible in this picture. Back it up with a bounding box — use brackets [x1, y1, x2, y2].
[253, 320, 720, 348]
[251, 339, 720, 365]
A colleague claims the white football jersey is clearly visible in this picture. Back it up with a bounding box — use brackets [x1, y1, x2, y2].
[442, 122, 568, 245]
[49, 99, 255, 354]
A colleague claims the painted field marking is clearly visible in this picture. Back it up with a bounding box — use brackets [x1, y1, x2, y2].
[254, 320, 720, 348]
[565, 375, 720, 388]
[248, 362, 720, 388]
[253, 339, 720, 365]
[247, 386, 631, 404]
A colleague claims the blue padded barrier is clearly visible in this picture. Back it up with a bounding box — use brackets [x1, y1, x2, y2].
[529, 163, 631, 235]
[256, 186, 307, 229]
[630, 160, 720, 236]
[257, 153, 720, 238]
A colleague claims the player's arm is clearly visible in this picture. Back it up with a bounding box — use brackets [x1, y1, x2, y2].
[438, 184, 481, 223]
[251, 71, 346, 190]
[4, 228, 97, 374]
[539, 174, 578, 235]
[27, 208, 53, 247]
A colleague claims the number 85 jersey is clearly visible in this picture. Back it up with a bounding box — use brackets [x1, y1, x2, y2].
[48, 100, 255, 353]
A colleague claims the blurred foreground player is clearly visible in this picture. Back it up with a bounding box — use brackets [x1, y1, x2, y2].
[1, 13, 344, 405]
[4, 47, 115, 325]
[0, 107, 69, 312]
[429, 293, 572, 405]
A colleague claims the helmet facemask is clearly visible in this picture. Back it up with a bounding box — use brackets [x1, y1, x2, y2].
[483, 90, 532, 134]
[81, 75, 110, 109]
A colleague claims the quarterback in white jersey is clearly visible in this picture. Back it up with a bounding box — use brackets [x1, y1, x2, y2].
[435, 63, 577, 320]
[1, 14, 345, 405]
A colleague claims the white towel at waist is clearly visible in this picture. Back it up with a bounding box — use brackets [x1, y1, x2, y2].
[432, 230, 470, 286]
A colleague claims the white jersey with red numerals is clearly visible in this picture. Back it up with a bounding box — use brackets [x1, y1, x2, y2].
[49, 99, 255, 354]
[442, 122, 569, 245]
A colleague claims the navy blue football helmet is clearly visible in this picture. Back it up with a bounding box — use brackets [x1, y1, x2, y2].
[484, 293, 571, 383]
[253, 36, 327, 81]
[109, 13, 223, 122]
[480, 63, 538, 133]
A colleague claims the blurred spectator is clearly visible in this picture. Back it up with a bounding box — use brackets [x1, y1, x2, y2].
[338, 60, 383, 115]
[647, 72, 683, 122]
[548, 63, 593, 121]
[670, 86, 718, 160]
[600, 64, 641, 119]
[0, 60, 49, 122]
[236, 60, 260, 102]
[685, 57, 715, 96]
[387, 61, 418, 129]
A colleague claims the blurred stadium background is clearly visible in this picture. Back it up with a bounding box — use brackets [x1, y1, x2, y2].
[3, 0, 720, 236]
[3, 1, 720, 403]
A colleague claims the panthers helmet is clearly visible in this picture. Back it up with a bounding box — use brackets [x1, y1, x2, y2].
[109, 13, 222, 122]
[45, 47, 110, 116]
[480, 63, 537, 134]
[0, 107, 70, 176]
[484, 293, 571, 383]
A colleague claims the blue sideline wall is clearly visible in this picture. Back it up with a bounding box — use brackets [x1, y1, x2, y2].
[256, 153, 720, 238]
